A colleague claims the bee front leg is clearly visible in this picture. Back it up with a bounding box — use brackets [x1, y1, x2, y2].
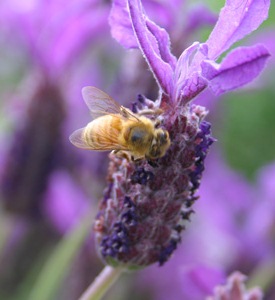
[137, 108, 163, 116]
[154, 118, 161, 128]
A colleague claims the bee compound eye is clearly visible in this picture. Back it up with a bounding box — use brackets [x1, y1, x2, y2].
[130, 128, 146, 144]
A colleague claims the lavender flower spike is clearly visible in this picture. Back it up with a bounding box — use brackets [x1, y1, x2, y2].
[94, 102, 214, 267]
[93, 0, 270, 268]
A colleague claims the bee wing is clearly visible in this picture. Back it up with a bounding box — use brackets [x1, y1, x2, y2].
[69, 127, 129, 151]
[69, 128, 93, 150]
[82, 86, 140, 122]
[82, 86, 121, 119]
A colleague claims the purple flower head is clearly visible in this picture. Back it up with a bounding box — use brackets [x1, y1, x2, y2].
[92, 0, 270, 268]
[42, 170, 89, 234]
[0, 0, 109, 78]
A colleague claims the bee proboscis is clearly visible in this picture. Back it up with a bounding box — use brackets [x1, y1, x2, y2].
[69, 86, 170, 161]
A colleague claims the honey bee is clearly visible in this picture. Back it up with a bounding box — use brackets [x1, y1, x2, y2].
[69, 86, 170, 161]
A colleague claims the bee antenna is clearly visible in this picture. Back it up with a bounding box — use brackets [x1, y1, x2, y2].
[154, 118, 162, 128]
[131, 102, 138, 113]
[137, 94, 146, 104]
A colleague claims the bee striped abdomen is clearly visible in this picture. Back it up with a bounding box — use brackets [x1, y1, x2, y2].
[84, 115, 123, 149]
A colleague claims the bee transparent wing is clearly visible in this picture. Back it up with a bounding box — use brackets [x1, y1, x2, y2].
[69, 126, 129, 151]
[82, 86, 140, 122]
[69, 128, 93, 150]
[82, 86, 123, 120]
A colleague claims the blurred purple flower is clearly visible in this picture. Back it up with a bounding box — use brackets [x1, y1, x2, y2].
[206, 271, 263, 300]
[138, 258, 226, 300]
[0, 2, 112, 297]
[43, 170, 89, 234]
[0, 0, 108, 77]
[0, 81, 66, 218]
[93, 0, 270, 269]
[0, 0, 110, 226]
[198, 154, 275, 269]
[241, 162, 275, 262]
[109, 0, 217, 51]
[184, 152, 275, 272]
[109, 0, 181, 49]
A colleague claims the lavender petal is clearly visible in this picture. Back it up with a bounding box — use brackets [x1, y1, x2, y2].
[127, 0, 174, 96]
[109, 0, 138, 49]
[201, 44, 270, 95]
[180, 72, 208, 104]
[175, 42, 207, 102]
[206, 0, 270, 60]
[146, 19, 177, 70]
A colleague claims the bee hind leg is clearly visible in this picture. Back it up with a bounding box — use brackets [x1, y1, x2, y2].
[131, 156, 144, 163]
[112, 150, 145, 163]
[112, 150, 132, 161]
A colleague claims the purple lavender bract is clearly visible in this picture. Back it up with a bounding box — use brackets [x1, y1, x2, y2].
[94, 97, 214, 267]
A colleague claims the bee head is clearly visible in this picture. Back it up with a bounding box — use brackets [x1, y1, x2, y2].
[147, 129, 170, 159]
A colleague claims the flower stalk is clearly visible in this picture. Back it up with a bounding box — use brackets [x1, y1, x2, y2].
[78, 266, 124, 300]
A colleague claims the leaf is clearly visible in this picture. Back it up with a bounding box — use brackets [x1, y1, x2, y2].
[28, 212, 94, 300]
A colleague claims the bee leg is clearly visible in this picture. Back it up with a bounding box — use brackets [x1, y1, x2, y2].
[112, 150, 145, 163]
[154, 118, 161, 128]
[120, 106, 132, 118]
[113, 150, 133, 161]
[111, 149, 122, 157]
[138, 108, 163, 116]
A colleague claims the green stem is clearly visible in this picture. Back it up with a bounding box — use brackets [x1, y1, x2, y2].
[78, 266, 124, 300]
